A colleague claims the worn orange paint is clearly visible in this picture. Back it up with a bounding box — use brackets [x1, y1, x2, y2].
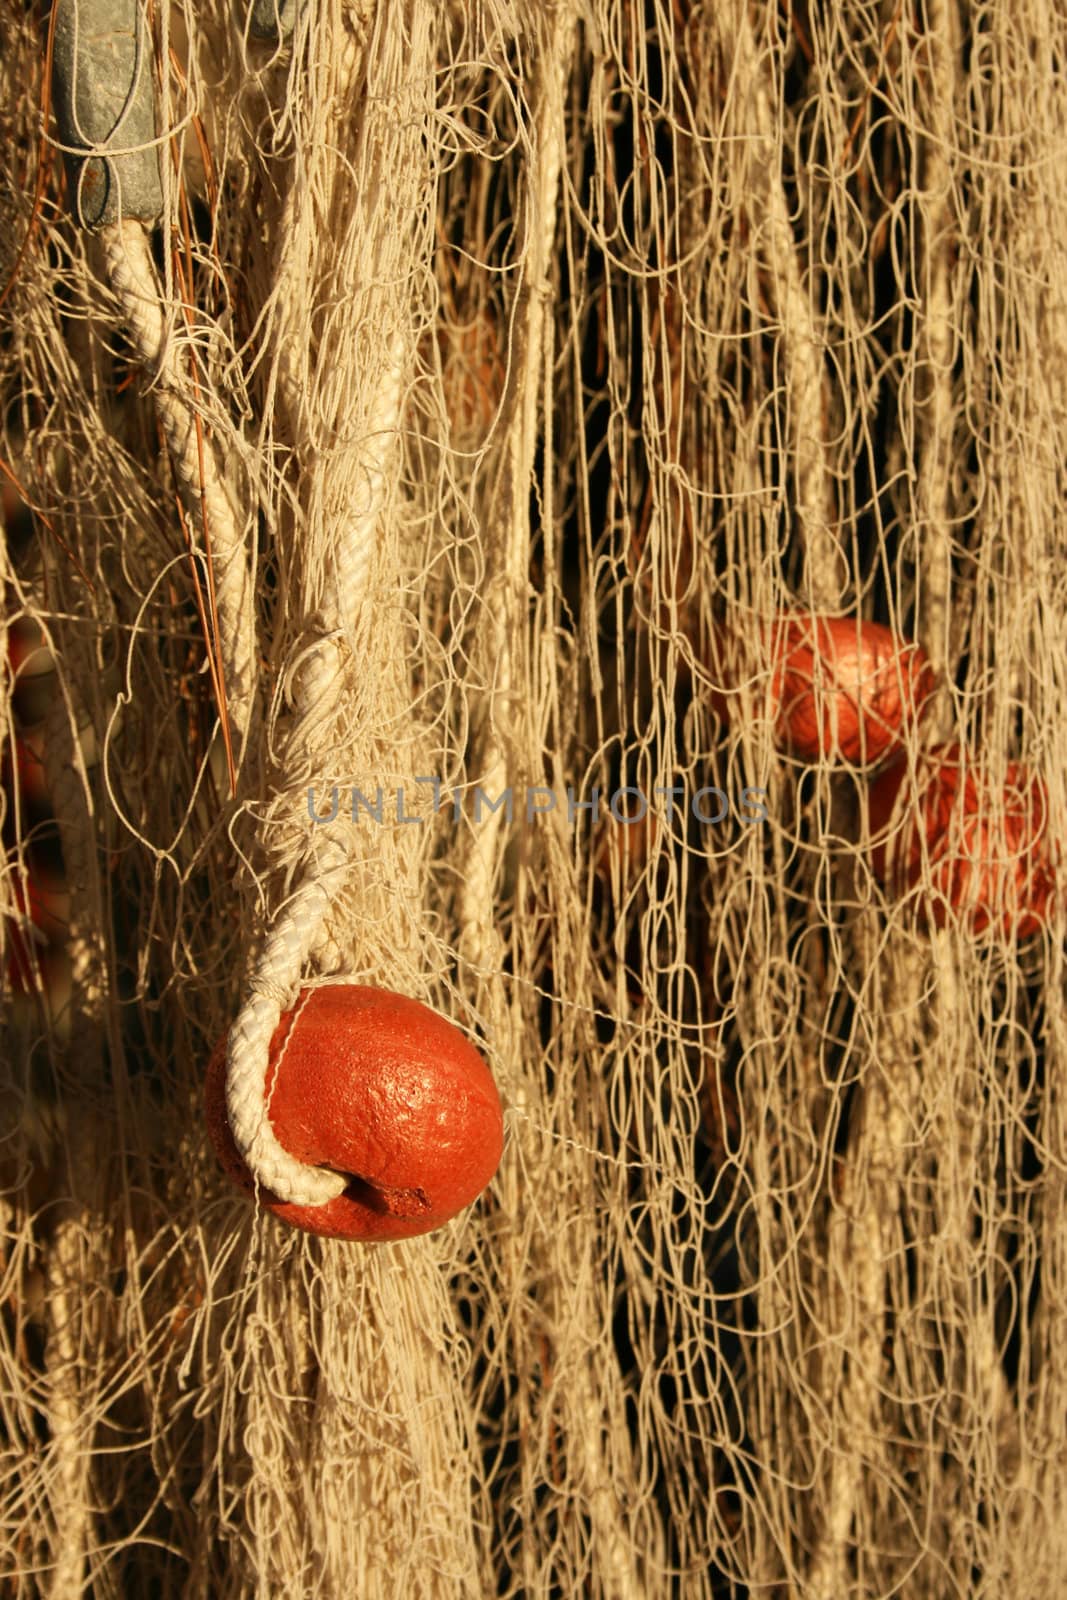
[711, 615, 934, 766]
[205, 985, 504, 1241]
[869, 745, 1055, 937]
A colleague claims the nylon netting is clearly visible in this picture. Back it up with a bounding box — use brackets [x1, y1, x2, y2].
[2, 0, 1067, 1593]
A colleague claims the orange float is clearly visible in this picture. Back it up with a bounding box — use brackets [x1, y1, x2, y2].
[869, 745, 1055, 937]
[205, 985, 504, 1241]
[712, 614, 934, 766]
[6, 615, 53, 726]
[3, 726, 50, 811]
[3, 861, 69, 993]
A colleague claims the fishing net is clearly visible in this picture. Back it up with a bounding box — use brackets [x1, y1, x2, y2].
[2, 0, 1066, 1592]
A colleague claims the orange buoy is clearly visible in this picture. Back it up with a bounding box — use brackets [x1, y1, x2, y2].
[869, 745, 1055, 937]
[768, 615, 933, 763]
[3, 858, 69, 994]
[711, 614, 933, 765]
[205, 985, 504, 1241]
[3, 727, 50, 812]
[6, 616, 54, 726]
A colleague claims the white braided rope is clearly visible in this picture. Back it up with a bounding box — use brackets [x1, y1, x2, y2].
[34, 677, 106, 1599]
[333, 331, 406, 633]
[731, 2, 843, 610]
[42, 679, 104, 1061]
[266, 8, 371, 441]
[916, 0, 960, 740]
[225, 330, 408, 1206]
[459, 14, 570, 973]
[806, 931, 919, 1600]
[222, 1, 423, 1209]
[99, 219, 255, 737]
[224, 833, 349, 1204]
[43, 1132, 96, 1600]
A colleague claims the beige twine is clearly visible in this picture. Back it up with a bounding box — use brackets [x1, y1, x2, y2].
[3, 0, 1067, 1594]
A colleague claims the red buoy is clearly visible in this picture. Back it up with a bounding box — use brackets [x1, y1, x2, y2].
[710, 614, 933, 765]
[6, 616, 54, 726]
[204, 985, 504, 1241]
[3, 727, 50, 810]
[869, 745, 1055, 937]
[767, 615, 933, 764]
[3, 858, 69, 994]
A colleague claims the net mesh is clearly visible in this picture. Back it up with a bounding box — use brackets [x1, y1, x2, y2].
[2, 0, 1067, 1593]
